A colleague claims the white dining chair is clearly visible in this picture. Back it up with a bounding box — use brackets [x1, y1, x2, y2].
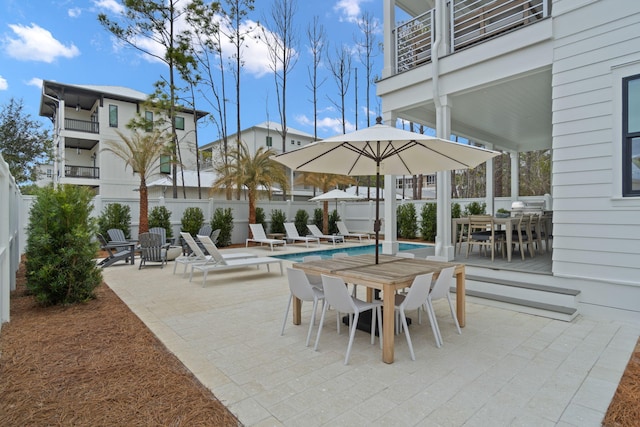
[314, 274, 382, 365]
[281, 268, 325, 347]
[394, 273, 434, 360]
[424, 266, 461, 348]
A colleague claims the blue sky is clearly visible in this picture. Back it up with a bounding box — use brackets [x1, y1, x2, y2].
[0, 0, 396, 145]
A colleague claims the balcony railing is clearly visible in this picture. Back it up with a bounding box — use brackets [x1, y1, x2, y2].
[395, 10, 434, 73]
[65, 165, 100, 179]
[394, 0, 548, 73]
[64, 118, 99, 134]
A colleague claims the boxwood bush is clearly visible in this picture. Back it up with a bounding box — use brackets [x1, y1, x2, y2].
[211, 207, 233, 247]
[97, 202, 131, 238]
[25, 185, 102, 305]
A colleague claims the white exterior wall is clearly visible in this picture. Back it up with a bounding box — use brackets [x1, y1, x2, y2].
[550, 0, 640, 311]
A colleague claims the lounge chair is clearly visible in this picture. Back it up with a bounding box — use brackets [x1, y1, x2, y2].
[284, 222, 320, 247]
[336, 221, 370, 242]
[246, 224, 287, 251]
[306, 224, 344, 246]
[174, 232, 256, 277]
[189, 239, 283, 287]
[96, 233, 134, 268]
[107, 228, 136, 253]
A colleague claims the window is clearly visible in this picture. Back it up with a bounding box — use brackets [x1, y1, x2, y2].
[297, 140, 301, 146]
[266, 135, 272, 147]
[46, 169, 52, 178]
[109, 105, 118, 127]
[160, 155, 171, 174]
[145, 111, 153, 132]
[175, 116, 185, 130]
[623, 74, 640, 196]
[291, 139, 295, 145]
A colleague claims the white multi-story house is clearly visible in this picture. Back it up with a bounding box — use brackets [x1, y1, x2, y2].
[200, 121, 319, 199]
[39, 81, 207, 198]
[379, 0, 640, 319]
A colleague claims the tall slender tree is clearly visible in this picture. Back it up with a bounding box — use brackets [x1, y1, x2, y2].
[355, 11, 379, 128]
[327, 43, 352, 134]
[306, 16, 327, 141]
[99, 0, 196, 199]
[263, 0, 299, 151]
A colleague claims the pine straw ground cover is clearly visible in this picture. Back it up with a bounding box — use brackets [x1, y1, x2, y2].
[0, 259, 638, 426]
[0, 260, 240, 426]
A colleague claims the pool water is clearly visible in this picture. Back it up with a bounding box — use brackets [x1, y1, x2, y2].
[271, 243, 433, 263]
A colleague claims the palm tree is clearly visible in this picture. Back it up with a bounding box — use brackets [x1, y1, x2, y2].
[297, 172, 354, 233]
[211, 143, 288, 229]
[103, 129, 169, 234]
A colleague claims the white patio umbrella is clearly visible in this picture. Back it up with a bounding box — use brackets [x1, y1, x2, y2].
[272, 118, 500, 263]
[309, 188, 365, 211]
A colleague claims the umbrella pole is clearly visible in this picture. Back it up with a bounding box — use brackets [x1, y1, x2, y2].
[374, 164, 381, 264]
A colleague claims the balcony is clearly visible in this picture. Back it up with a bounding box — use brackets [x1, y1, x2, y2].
[394, 0, 549, 73]
[65, 118, 99, 134]
[65, 165, 100, 179]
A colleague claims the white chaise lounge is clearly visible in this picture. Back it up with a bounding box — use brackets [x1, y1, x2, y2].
[190, 236, 283, 286]
[246, 224, 287, 251]
[174, 232, 256, 277]
[307, 224, 344, 246]
[284, 222, 320, 247]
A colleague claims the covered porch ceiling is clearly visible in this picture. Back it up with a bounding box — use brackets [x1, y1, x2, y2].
[394, 68, 553, 153]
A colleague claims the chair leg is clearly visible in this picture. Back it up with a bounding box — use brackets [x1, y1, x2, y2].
[280, 294, 293, 336]
[447, 294, 462, 335]
[306, 298, 319, 347]
[376, 306, 383, 349]
[345, 312, 360, 365]
[425, 299, 442, 348]
[314, 301, 330, 351]
[400, 310, 415, 361]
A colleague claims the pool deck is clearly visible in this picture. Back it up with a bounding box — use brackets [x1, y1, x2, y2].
[102, 241, 640, 426]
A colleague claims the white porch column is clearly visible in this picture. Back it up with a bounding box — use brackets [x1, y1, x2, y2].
[382, 112, 399, 255]
[510, 151, 519, 200]
[382, 0, 396, 79]
[485, 144, 495, 215]
[435, 98, 454, 260]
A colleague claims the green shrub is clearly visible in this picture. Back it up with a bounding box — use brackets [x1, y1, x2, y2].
[328, 210, 341, 234]
[181, 207, 204, 236]
[25, 185, 102, 305]
[294, 209, 309, 235]
[211, 207, 233, 247]
[255, 207, 267, 231]
[148, 206, 172, 239]
[420, 203, 437, 241]
[313, 208, 323, 229]
[97, 203, 131, 238]
[463, 201, 486, 216]
[397, 203, 417, 239]
[451, 202, 462, 219]
[270, 209, 286, 234]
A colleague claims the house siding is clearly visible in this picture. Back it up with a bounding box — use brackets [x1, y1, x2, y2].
[551, 0, 640, 298]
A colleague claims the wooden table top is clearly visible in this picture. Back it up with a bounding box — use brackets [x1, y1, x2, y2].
[293, 254, 464, 290]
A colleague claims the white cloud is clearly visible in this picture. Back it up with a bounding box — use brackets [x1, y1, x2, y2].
[296, 114, 355, 135]
[0, 76, 8, 90]
[4, 23, 80, 63]
[27, 77, 42, 88]
[93, 0, 124, 15]
[68, 7, 82, 18]
[219, 19, 273, 78]
[333, 0, 371, 23]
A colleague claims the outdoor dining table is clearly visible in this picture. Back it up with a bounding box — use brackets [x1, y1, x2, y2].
[292, 254, 466, 364]
[452, 216, 516, 262]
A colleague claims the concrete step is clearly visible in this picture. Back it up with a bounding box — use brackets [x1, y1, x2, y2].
[454, 274, 581, 322]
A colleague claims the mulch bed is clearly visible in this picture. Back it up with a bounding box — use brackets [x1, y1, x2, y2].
[0, 260, 240, 426]
[603, 338, 640, 426]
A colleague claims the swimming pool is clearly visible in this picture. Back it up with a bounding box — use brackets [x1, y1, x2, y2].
[271, 242, 433, 263]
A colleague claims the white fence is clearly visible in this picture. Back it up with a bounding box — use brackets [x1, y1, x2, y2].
[0, 154, 21, 324]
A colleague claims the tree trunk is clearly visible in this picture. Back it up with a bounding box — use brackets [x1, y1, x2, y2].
[323, 200, 329, 234]
[139, 178, 149, 234]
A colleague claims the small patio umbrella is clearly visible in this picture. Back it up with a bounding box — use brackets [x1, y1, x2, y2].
[272, 118, 500, 263]
[309, 188, 365, 211]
